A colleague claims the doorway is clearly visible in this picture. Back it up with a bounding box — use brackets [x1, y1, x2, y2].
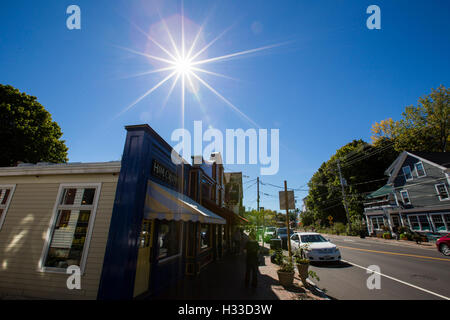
[133, 219, 153, 297]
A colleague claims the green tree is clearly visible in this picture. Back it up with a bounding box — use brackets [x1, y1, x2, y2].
[303, 140, 397, 228]
[0, 84, 68, 167]
[372, 85, 449, 152]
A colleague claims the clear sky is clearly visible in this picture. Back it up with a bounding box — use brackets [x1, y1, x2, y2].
[1, 0, 449, 211]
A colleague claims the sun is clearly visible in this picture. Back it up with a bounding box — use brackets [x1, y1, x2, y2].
[174, 57, 193, 75]
[116, 10, 287, 127]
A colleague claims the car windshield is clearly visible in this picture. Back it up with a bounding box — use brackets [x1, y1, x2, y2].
[277, 228, 293, 235]
[300, 235, 327, 243]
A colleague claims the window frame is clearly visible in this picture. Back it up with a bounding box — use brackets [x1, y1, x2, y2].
[157, 220, 183, 264]
[430, 213, 449, 233]
[400, 190, 411, 205]
[0, 184, 16, 230]
[435, 183, 450, 201]
[39, 183, 102, 274]
[408, 214, 431, 232]
[414, 162, 426, 178]
[402, 166, 413, 181]
[200, 223, 212, 251]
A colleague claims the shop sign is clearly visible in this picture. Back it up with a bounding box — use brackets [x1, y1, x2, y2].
[152, 160, 178, 187]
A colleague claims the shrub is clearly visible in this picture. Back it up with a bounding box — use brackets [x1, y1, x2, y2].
[400, 233, 408, 240]
[383, 232, 391, 239]
[333, 222, 346, 235]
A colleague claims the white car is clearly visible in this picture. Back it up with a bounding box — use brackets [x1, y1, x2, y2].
[290, 232, 341, 262]
[264, 227, 276, 240]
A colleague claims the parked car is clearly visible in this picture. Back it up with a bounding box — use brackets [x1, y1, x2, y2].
[290, 232, 341, 262]
[264, 227, 276, 242]
[276, 227, 294, 249]
[436, 234, 450, 256]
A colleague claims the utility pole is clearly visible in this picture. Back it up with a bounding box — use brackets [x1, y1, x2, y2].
[337, 159, 351, 234]
[257, 177, 260, 212]
[284, 180, 292, 257]
[257, 177, 263, 245]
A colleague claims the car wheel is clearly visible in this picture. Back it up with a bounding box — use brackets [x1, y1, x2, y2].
[440, 243, 450, 256]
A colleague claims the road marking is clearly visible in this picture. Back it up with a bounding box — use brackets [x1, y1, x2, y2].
[341, 259, 450, 300]
[339, 245, 450, 262]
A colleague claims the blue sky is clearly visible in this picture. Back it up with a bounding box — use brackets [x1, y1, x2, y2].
[1, 0, 449, 211]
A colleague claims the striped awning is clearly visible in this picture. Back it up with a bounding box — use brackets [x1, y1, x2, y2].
[144, 180, 226, 225]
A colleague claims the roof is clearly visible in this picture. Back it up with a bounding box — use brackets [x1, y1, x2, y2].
[0, 161, 121, 176]
[366, 184, 394, 199]
[408, 151, 450, 168]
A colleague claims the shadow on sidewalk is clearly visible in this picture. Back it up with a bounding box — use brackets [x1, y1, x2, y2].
[154, 253, 280, 300]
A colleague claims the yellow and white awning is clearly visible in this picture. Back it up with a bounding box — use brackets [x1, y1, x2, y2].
[143, 180, 226, 225]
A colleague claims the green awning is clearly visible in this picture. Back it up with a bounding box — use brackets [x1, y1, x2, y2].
[366, 185, 393, 199]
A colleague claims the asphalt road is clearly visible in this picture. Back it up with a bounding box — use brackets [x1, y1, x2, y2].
[304, 235, 450, 300]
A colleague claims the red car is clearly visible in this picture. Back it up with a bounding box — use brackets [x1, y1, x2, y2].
[436, 234, 450, 256]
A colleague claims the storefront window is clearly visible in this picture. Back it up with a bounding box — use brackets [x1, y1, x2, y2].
[43, 185, 99, 270]
[200, 224, 211, 249]
[158, 221, 181, 260]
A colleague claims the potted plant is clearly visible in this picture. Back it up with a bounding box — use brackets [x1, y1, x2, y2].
[292, 245, 308, 284]
[277, 256, 295, 287]
[383, 232, 392, 239]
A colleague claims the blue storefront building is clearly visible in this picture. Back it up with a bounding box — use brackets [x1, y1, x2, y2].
[97, 124, 240, 299]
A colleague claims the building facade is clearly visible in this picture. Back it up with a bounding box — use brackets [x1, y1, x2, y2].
[0, 124, 236, 300]
[364, 151, 450, 236]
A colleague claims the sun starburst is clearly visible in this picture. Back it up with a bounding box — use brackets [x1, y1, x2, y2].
[116, 11, 288, 127]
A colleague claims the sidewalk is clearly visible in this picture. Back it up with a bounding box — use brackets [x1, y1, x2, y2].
[154, 246, 326, 300]
[322, 233, 436, 250]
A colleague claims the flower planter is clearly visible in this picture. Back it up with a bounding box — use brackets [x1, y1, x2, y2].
[297, 262, 310, 285]
[277, 270, 294, 287]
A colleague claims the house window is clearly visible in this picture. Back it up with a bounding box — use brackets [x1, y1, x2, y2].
[431, 214, 448, 232]
[0, 185, 15, 230]
[435, 184, 449, 201]
[392, 216, 401, 227]
[408, 215, 431, 231]
[400, 190, 411, 205]
[415, 162, 426, 178]
[42, 184, 100, 271]
[402, 166, 413, 181]
[200, 224, 211, 249]
[371, 216, 384, 230]
[409, 216, 420, 231]
[158, 221, 181, 260]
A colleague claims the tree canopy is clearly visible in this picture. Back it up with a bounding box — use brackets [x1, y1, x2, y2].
[371, 85, 449, 152]
[302, 140, 397, 228]
[302, 86, 449, 229]
[0, 84, 68, 167]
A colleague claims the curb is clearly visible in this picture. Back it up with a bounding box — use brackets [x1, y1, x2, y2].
[305, 279, 331, 300]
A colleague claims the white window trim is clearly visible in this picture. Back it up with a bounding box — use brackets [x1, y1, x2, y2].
[402, 166, 413, 181]
[414, 161, 427, 178]
[430, 213, 450, 233]
[435, 183, 450, 201]
[38, 183, 102, 275]
[371, 216, 384, 230]
[158, 222, 184, 264]
[400, 190, 411, 205]
[0, 184, 16, 230]
[408, 214, 432, 232]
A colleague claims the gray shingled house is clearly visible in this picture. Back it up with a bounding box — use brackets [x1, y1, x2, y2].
[363, 151, 450, 236]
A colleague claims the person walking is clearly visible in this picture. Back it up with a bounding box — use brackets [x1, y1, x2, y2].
[244, 231, 260, 288]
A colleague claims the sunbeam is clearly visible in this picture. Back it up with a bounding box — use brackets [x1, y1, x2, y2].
[117, 9, 287, 125]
